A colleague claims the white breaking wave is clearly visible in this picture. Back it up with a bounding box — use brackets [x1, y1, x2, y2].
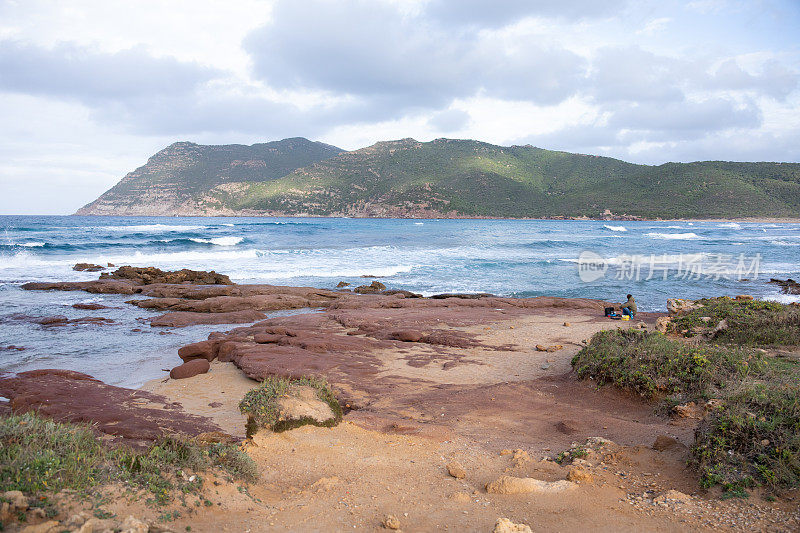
[646, 232, 703, 240]
[20, 242, 45, 247]
[101, 224, 205, 232]
[603, 225, 627, 232]
[717, 223, 741, 229]
[771, 240, 800, 246]
[189, 236, 243, 246]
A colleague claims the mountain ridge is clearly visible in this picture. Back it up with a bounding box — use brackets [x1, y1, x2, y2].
[76, 137, 800, 219]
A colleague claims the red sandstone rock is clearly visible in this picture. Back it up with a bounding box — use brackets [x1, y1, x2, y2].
[0, 370, 223, 447]
[177, 340, 219, 361]
[150, 310, 268, 327]
[170, 359, 210, 379]
[72, 302, 111, 310]
[391, 330, 424, 342]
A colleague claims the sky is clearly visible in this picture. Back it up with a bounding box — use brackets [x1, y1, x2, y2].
[0, 0, 799, 214]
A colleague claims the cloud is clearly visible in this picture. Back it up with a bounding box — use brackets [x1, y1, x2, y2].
[424, 0, 629, 27]
[607, 98, 762, 136]
[0, 40, 219, 102]
[427, 109, 471, 132]
[244, 0, 586, 116]
[705, 58, 798, 100]
[589, 46, 685, 103]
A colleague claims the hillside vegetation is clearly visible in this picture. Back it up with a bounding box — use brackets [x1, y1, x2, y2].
[77, 137, 800, 219]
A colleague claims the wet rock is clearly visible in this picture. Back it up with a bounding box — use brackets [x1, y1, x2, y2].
[485, 476, 576, 494]
[494, 518, 532, 533]
[769, 278, 800, 295]
[73, 263, 105, 272]
[100, 266, 233, 285]
[336, 281, 350, 288]
[170, 359, 210, 379]
[72, 303, 111, 310]
[150, 309, 267, 327]
[355, 281, 387, 294]
[446, 461, 467, 479]
[177, 340, 218, 361]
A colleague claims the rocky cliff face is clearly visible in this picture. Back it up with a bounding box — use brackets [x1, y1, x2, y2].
[76, 138, 344, 215]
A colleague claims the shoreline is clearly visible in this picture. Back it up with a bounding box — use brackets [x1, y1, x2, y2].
[7, 213, 800, 223]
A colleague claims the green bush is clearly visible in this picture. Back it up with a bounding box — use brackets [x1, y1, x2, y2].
[0, 412, 257, 500]
[571, 329, 760, 401]
[693, 384, 800, 491]
[670, 297, 800, 346]
[239, 376, 342, 435]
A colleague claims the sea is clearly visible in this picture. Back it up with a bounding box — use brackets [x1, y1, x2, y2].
[1, 215, 799, 387]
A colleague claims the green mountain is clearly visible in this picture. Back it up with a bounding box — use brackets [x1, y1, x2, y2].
[76, 137, 344, 216]
[77, 137, 800, 219]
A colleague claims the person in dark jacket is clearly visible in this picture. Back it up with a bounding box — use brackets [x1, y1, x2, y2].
[620, 294, 637, 317]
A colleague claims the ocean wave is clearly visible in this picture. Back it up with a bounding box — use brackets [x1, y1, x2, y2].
[188, 236, 243, 246]
[603, 225, 627, 232]
[100, 224, 206, 233]
[770, 240, 800, 246]
[20, 242, 45, 247]
[646, 232, 703, 240]
[717, 223, 741, 229]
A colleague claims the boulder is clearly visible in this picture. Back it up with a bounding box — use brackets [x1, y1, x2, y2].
[735, 295, 753, 301]
[274, 385, 336, 427]
[73, 263, 105, 272]
[150, 309, 267, 327]
[72, 303, 111, 310]
[485, 476, 576, 494]
[711, 318, 728, 337]
[652, 435, 684, 452]
[768, 278, 800, 295]
[667, 298, 703, 317]
[655, 316, 672, 334]
[354, 281, 387, 294]
[391, 330, 424, 342]
[494, 518, 533, 533]
[382, 514, 401, 530]
[566, 466, 593, 484]
[511, 449, 531, 467]
[3, 490, 27, 511]
[100, 266, 233, 285]
[120, 515, 149, 533]
[446, 461, 467, 479]
[177, 340, 218, 361]
[20, 521, 61, 533]
[170, 358, 210, 379]
[336, 281, 350, 288]
[535, 344, 563, 352]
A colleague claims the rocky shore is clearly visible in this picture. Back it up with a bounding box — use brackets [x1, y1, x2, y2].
[1, 267, 798, 532]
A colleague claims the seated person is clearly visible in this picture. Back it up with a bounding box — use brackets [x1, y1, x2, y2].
[620, 294, 637, 317]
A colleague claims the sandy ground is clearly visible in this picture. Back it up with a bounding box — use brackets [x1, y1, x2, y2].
[137, 310, 800, 532]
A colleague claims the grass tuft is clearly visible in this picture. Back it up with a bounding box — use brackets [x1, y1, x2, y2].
[0, 412, 257, 501]
[239, 376, 342, 435]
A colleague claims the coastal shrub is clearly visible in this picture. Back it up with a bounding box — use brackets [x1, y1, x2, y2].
[0, 411, 106, 494]
[0, 412, 257, 500]
[693, 383, 800, 491]
[239, 376, 342, 435]
[670, 297, 800, 346]
[571, 329, 760, 401]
